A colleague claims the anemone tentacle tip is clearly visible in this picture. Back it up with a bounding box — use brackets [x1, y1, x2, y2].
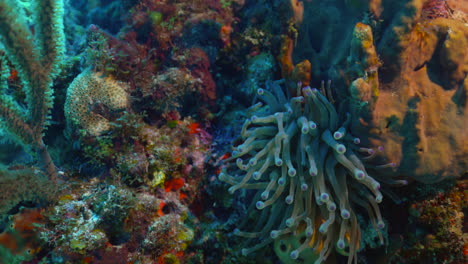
[377, 221, 385, 229]
[290, 250, 299, 260]
[288, 168, 296, 176]
[286, 218, 295, 227]
[336, 144, 346, 154]
[320, 193, 330, 202]
[252, 172, 261, 180]
[333, 131, 343, 140]
[275, 159, 283, 166]
[354, 170, 365, 180]
[337, 239, 346, 249]
[278, 177, 286, 186]
[341, 210, 351, 219]
[228, 186, 236, 194]
[256, 201, 265, 210]
[270, 230, 279, 239]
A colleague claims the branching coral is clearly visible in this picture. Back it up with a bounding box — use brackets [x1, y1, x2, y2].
[219, 80, 401, 263]
[0, 0, 65, 180]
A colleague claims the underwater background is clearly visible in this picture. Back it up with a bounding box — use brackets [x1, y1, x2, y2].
[0, 0, 466, 263]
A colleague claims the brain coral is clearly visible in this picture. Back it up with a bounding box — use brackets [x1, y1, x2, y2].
[64, 69, 129, 136]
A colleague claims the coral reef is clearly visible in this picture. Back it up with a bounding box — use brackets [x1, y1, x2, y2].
[28, 179, 197, 263]
[391, 179, 467, 263]
[0, 0, 466, 263]
[142, 214, 194, 258]
[40, 182, 134, 254]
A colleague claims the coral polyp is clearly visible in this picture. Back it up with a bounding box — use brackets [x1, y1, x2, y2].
[219, 80, 397, 263]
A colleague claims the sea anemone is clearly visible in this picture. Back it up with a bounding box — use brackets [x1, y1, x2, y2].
[219, 80, 402, 263]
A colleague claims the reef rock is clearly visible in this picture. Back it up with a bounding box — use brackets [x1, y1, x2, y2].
[355, 18, 468, 183]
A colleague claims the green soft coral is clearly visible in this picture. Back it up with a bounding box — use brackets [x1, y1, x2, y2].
[0, 0, 65, 180]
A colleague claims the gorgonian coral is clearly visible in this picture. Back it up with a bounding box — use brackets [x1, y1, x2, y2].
[219, 80, 403, 263]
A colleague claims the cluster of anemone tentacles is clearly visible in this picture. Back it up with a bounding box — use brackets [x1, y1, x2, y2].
[219, 80, 402, 263]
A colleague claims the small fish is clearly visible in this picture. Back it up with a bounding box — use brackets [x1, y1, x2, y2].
[8, 69, 18, 81]
[188, 122, 201, 134]
[164, 178, 185, 192]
